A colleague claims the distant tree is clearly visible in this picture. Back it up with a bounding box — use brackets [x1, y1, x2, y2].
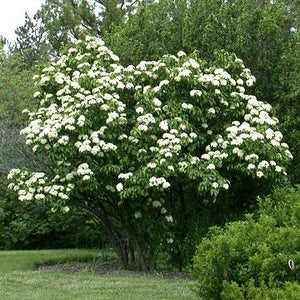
[276, 30, 300, 183]
[183, 0, 299, 102]
[0, 52, 36, 124]
[14, 13, 50, 66]
[105, 0, 188, 65]
[14, 0, 140, 66]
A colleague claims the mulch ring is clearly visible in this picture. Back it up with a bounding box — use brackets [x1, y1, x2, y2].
[36, 261, 194, 280]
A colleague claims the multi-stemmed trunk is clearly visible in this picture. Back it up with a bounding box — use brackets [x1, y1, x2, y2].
[76, 193, 156, 271]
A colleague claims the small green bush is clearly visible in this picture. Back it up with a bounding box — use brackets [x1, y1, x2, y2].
[191, 186, 300, 299]
[222, 281, 300, 300]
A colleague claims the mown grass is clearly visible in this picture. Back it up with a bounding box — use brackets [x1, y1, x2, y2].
[0, 249, 197, 299]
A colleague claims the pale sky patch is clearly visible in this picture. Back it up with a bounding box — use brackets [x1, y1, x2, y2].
[0, 0, 45, 43]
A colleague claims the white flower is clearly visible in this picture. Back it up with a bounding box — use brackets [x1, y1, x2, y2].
[62, 206, 70, 213]
[237, 79, 244, 86]
[208, 108, 216, 114]
[212, 182, 219, 189]
[100, 104, 110, 111]
[162, 182, 170, 189]
[237, 86, 245, 93]
[223, 183, 229, 190]
[77, 115, 86, 127]
[258, 160, 269, 169]
[166, 215, 173, 222]
[118, 172, 133, 180]
[82, 175, 91, 181]
[40, 76, 50, 85]
[58, 135, 69, 145]
[212, 79, 219, 86]
[138, 124, 148, 131]
[159, 80, 169, 87]
[153, 98, 162, 107]
[180, 133, 188, 138]
[160, 120, 169, 131]
[152, 201, 161, 208]
[190, 157, 199, 165]
[207, 164, 215, 170]
[167, 238, 173, 244]
[190, 90, 202, 97]
[111, 53, 120, 61]
[91, 146, 101, 155]
[178, 69, 191, 77]
[136, 107, 144, 114]
[70, 81, 80, 89]
[33, 92, 41, 98]
[271, 139, 280, 147]
[116, 183, 123, 192]
[177, 51, 186, 57]
[275, 166, 282, 172]
[256, 171, 264, 178]
[35, 194, 45, 200]
[245, 154, 259, 161]
[134, 211, 142, 219]
[201, 154, 210, 160]
[190, 132, 197, 139]
[165, 152, 172, 158]
[161, 208, 167, 214]
[244, 114, 252, 121]
[246, 79, 254, 87]
[247, 164, 256, 170]
[147, 162, 157, 169]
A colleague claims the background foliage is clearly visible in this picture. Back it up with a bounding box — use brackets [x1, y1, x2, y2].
[0, 173, 104, 250]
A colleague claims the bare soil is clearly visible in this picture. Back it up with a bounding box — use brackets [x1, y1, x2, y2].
[36, 261, 194, 280]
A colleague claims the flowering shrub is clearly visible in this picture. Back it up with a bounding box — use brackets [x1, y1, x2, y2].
[8, 36, 292, 270]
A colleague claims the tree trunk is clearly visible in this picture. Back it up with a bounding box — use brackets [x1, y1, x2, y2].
[132, 237, 148, 271]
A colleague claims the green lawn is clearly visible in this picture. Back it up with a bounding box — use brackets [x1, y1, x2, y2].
[0, 249, 198, 299]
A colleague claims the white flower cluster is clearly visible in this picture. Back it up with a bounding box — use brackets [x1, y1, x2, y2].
[8, 169, 72, 202]
[149, 177, 170, 189]
[116, 183, 123, 192]
[243, 95, 277, 126]
[77, 163, 93, 181]
[118, 172, 133, 180]
[75, 132, 117, 154]
[136, 113, 156, 132]
[200, 115, 291, 179]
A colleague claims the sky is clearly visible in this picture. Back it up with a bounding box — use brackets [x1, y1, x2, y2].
[0, 0, 45, 43]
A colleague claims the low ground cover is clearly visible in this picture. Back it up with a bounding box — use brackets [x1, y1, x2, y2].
[0, 249, 197, 300]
